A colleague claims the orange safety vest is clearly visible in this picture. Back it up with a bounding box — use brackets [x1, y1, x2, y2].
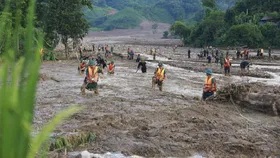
[108, 64, 114, 71]
[224, 58, 230, 67]
[87, 66, 98, 82]
[80, 62, 86, 69]
[204, 77, 216, 92]
[156, 68, 165, 81]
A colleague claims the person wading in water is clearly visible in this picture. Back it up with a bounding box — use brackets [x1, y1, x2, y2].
[81, 60, 101, 95]
[137, 58, 147, 73]
[152, 62, 166, 91]
[202, 69, 217, 100]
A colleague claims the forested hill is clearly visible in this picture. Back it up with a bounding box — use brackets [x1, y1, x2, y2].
[85, 0, 236, 30]
[170, 0, 280, 48]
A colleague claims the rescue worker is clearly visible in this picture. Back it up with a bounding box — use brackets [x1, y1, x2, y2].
[224, 55, 231, 76]
[78, 44, 83, 58]
[244, 48, 249, 60]
[127, 48, 132, 60]
[107, 61, 115, 74]
[153, 48, 156, 60]
[260, 48, 264, 57]
[240, 60, 251, 76]
[153, 62, 166, 91]
[137, 58, 147, 73]
[207, 55, 212, 63]
[219, 52, 224, 68]
[78, 60, 87, 74]
[105, 46, 110, 58]
[136, 54, 141, 62]
[96, 55, 107, 69]
[188, 49, 191, 58]
[92, 44, 95, 52]
[202, 69, 217, 100]
[268, 47, 272, 60]
[236, 48, 241, 59]
[81, 60, 100, 95]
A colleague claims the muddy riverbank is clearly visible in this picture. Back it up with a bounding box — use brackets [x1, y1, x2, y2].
[36, 24, 280, 157]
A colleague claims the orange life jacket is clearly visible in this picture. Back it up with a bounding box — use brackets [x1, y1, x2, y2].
[80, 62, 86, 69]
[87, 66, 98, 82]
[156, 68, 165, 81]
[108, 64, 114, 71]
[204, 77, 216, 92]
[224, 58, 230, 67]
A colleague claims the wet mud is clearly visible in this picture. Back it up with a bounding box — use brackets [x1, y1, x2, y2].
[35, 24, 280, 157]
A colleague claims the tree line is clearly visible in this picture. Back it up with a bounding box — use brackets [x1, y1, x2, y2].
[0, 0, 92, 58]
[170, 0, 280, 48]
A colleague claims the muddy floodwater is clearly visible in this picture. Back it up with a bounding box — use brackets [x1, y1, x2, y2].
[35, 22, 280, 157]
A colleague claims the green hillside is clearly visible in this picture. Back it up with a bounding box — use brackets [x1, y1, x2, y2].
[86, 0, 237, 30]
[170, 0, 280, 47]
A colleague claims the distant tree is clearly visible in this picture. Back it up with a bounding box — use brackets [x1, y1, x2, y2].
[39, 0, 92, 58]
[163, 31, 169, 38]
[202, 0, 217, 17]
[260, 23, 280, 47]
[224, 8, 236, 25]
[225, 23, 264, 47]
[202, 0, 217, 10]
[170, 21, 191, 43]
[189, 11, 226, 46]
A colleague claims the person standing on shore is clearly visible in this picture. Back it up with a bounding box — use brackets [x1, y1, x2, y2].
[219, 52, 224, 69]
[188, 49, 191, 58]
[268, 47, 272, 61]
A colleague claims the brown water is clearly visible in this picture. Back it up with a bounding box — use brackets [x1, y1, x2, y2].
[36, 23, 280, 157]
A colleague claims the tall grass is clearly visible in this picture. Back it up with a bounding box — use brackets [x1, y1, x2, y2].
[0, 0, 80, 157]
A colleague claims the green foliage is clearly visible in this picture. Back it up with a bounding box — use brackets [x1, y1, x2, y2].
[84, 0, 237, 30]
[225, 23, 264, 47]
[49, 132, 96, 151]
[163, 31, 169, 38]
[0, 1, 81, 157]
[43, 51, 56, 61]
[143, 7, 174, 23]
[202, 0, 217, 10]
[28, 106, 81, 158]
[170, 21, 191, 43]
[85, 6, 109, 27]
[37, 0, 92, 54]
[216, 0, 236, 10]
[102, 8, 142, 30]
[234, 0, 280, 14]
[260, 23, 280, 47]
[190, 11, 226, 46]
[174, 0, 280, 48]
